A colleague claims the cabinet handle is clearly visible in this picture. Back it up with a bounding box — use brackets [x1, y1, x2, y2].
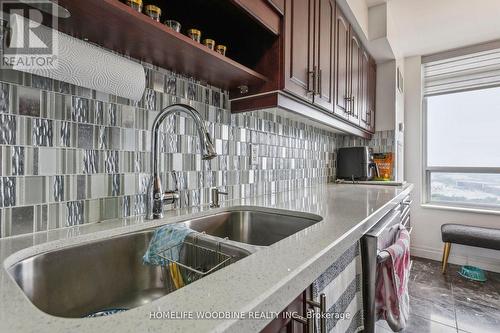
[307, 293, 326, 333]
[351, 96, 356, 117]
[292, 309, 315, 333]
[344, 96, 351, 115]
[307, 70, 313, 94]
[316, 69, 322, 95]
[307, 67, 317, 95]
[313, 66, 317, 95]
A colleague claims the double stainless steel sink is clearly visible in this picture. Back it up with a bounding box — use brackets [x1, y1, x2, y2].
[7, 209, 322, 318]
[186, 210, 321, 246]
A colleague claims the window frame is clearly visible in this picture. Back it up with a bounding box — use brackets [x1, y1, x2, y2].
[422, 93, 500, 211]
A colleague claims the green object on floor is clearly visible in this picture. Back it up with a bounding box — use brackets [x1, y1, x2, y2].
[459, 265, 487, 282]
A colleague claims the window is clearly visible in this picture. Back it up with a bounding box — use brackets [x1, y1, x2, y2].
[424, 87, 500, 210]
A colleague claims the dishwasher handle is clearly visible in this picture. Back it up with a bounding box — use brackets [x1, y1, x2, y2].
[365, 210, 402, 238]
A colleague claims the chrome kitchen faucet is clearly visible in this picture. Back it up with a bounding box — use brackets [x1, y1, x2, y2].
[148, 104, 217, 219]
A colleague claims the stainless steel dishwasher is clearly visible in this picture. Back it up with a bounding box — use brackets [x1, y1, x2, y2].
[361, 195, 412, 332]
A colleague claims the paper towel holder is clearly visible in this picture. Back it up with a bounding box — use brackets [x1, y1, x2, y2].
[4, 13, 146, 102]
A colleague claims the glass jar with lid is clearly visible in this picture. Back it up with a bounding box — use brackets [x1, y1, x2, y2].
[187, 29, 202, 43]
[126, 0, 142, 12]
[145, 5, 161, 22]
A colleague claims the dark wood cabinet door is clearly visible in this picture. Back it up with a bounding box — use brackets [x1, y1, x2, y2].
[260, 290, 309, 333]
[284, 0, 314, 102]
[349, 31, 361, 126]
[367, 59, 376, 132]
[334, 7, 350, 119]
[360, 49, 370, 128]
[312, 0, 335, 111]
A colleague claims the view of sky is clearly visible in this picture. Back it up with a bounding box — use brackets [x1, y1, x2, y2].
[427, 86, 500, 167]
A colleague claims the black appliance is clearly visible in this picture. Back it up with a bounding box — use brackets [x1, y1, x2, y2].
[336, 146, 380, 181]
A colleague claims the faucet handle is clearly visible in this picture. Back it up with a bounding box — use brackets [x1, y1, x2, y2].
[210, 188, 228, 208]
[171, 170, 179, 191]
[163, 190, 180, 205]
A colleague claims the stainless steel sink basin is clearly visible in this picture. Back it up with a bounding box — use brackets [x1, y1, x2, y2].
[186, 210, 322, 246]
[7, 208, 321, 318]
[7, 229, 250, 318]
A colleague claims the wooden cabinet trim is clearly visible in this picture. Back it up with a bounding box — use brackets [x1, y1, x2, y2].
[232, 0, 281, 35]
[312, 0, 335, 111]
[334, 7, 350, 119]
[283, 0, 314, 101]
[267, 0, 285, 15]
[349, 30, 362, 126]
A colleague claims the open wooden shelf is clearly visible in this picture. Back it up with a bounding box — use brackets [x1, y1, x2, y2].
[54, 0, 269, 90]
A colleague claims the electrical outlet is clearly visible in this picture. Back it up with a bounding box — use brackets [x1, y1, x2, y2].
[250, 144, 259, 165]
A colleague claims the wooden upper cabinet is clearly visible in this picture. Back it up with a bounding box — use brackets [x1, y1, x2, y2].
[233, 0, 377, 136]
[232, 0, 281, 34]
[312, 0, 335, 111]
[284, 0, 314, 102]
[334, 8, 350, 119]
[367, 60, 377, 132]
[349, 30, 362, 126]
[360, 49, 370, 128]
[267, 0, 285, 14]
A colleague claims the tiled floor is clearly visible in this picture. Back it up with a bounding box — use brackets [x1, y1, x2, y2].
[376, 257, 500, 333]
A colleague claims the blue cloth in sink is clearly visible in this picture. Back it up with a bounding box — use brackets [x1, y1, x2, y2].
[143, 223, 195, 266]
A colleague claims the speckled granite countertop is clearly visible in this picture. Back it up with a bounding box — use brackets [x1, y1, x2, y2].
[0, 183, 413, 333]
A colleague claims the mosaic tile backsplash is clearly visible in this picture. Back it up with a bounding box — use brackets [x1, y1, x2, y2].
[337, 130, 395, 155]
[0, 63, 350, 238]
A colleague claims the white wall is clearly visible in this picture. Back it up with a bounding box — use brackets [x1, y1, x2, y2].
[404, 56, 500, 273]
[394, 59, 404, 181]
[348, 0, 369, 36]
[375, 60, 395, 131]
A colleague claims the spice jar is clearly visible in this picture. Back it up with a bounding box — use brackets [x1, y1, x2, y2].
[203, 39, 216, 50]
[164, 20, 181, 33]
[126, 0, 142, 12]
[144, 5, 161, 22]
[215, 44, 227, 56]
[187, 29, 201, 43]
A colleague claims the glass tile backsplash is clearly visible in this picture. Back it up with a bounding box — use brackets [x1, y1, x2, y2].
[0, 51, 396, 238]
[0, 62, 355, 238]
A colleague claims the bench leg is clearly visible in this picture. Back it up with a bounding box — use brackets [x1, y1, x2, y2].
[441, 242, 451, 274]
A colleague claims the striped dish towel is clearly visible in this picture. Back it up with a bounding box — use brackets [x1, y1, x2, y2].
[312, 241, 364, 333]
[375, 225, 410, 332]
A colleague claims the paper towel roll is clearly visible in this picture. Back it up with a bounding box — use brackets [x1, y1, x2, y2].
[7, 14, 145, 101]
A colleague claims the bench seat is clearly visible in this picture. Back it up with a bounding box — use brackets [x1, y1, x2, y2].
[441, 224, 500, 251]
[440, 223, 500, 273]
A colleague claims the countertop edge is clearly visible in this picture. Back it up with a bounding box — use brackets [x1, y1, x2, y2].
[219, 184, 414, 332]
[0, 183, 414, 333]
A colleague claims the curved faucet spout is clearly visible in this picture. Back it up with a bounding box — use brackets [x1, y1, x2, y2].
[148, 104, 217, 219]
